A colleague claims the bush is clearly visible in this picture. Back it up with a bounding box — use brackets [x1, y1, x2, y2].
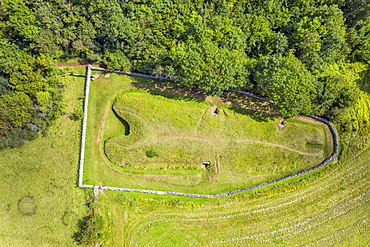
[0, 128, 38, 150]
[74, 212, 104, 245]
[70, 107, 84, 121]
[146, 149, 159, 158]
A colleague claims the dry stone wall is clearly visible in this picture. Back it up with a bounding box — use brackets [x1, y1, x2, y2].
[78, 66, 339, 198]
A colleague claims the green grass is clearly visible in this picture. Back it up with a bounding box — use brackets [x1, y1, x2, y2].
[346, 91, 370, 135]
[0, 67, 86, 246]
[96, 138, 370, 246]
[82, 73, 330, 195]
[1, 67, 368, 246]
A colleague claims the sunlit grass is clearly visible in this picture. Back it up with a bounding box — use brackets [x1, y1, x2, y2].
[83, 73, 329, 194]
[0, 67, 86, 246]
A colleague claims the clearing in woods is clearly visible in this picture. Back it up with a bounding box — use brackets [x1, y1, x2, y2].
[82, 69, 331, 195]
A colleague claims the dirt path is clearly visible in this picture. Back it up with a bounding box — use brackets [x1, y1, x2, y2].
[195, 107, 211, 135]
[293, 116, 325, 125]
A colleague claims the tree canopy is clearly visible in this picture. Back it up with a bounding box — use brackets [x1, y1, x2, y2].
[1, 0, 370, 149]
[254, 54, 316, 117]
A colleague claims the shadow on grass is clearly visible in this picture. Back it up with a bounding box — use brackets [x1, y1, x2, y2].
[130, 76, 175, 88]
[112, 105, 130, 135]
[228, 105, 276, 122]
[131, 77, 276, 121]
[251, 110, 277, 122]
[130, 82, 207, 104]
[147, 89, 205, 103]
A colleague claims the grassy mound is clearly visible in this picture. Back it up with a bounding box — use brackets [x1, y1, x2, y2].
[101, 88, 328, 193]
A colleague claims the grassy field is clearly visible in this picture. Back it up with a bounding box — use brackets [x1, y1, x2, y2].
[96, 141, 369, 246]
[82, 70, 369, 246]
[84, 75, 329, 194]
[0, 67, 368, 246]
[0, 67, 87, 246]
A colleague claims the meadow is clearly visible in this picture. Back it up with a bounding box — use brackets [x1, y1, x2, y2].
[0, 67, 87, 246]
[97, 143, 369, 246]
[1, 67, 368, 246]
[83, 71, 330, 195]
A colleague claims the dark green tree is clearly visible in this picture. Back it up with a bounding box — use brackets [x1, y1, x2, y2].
[103, 50, 132, 71]
[169, 39, 253, 96]
[0, 38, 25, 74]
[2, 0, 39, 42]
[254, 54, 316, 117]
[347, 18, 370, 64]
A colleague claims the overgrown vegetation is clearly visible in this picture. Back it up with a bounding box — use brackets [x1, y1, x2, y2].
[73, 197, 104, 246]
[0, 0, 369, 149]
[0, 71, 85, 246]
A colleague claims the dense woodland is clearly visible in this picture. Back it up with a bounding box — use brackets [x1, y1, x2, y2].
[0, 0, 369, 149]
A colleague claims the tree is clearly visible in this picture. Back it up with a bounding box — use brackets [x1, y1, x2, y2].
[241, 14, 276, 57]
[0, 91, 32, 128]
[314, 62, 365, 120]
[289, 16, 327, 58]
[30, 28, 62, 56]
[315, 4, 349, 64]
[9, 63, 46, 98]
[103, 50, 132, 71]
[0, 38, 25, 74]
[3, 0, 39, 42]
[169, 39, 253, 96]
[254, 53, 316, 117]
[347, 18, 370, 64]
[0, 77, 12, 95]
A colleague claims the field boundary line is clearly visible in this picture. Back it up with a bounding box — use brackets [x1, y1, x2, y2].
[76, 65, 339, 198]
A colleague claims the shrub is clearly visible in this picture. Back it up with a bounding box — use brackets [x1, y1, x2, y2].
[146, 149, 159, 158]
[70, 107, 83, 121]
[74, 212, 104, 245]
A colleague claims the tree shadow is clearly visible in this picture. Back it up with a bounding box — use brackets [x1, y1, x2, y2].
[228, 105, 276, 122]
[130, 78, 207, 104]
[72, 215, 89, 245]
[251, 110, 278, 122]
[146, 89, 205, 103]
